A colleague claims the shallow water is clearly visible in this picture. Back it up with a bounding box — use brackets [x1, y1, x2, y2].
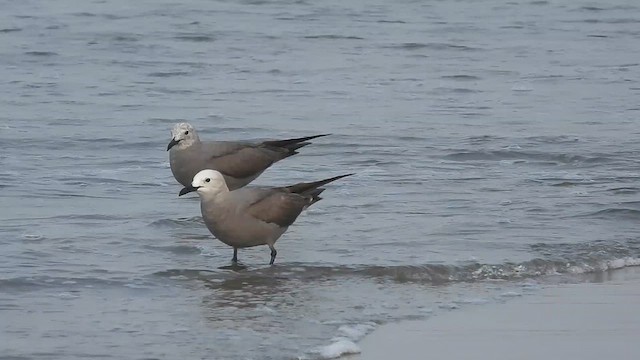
[1, 0, 640, 359]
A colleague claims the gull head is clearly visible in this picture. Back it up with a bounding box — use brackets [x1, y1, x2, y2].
[179, 169, 229, 197]
[167, 122, 198, 151]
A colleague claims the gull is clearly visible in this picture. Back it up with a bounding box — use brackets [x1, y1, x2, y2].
[167, 122, 329, 190]
[179, 169, 352, 265]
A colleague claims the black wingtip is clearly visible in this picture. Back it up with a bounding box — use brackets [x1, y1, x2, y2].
[309, 133, 331, 140]
[292, 133, 332, 142]
[262, 134, 331, 149]
[320, 173, 355, 184]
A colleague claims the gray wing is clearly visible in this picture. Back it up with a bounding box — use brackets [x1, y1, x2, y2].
[241, 187, 310, 227]
[201, 141, 289, 179]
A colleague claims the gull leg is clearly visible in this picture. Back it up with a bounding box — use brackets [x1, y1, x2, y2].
[232, 247, 238, 263]
[268, 244, 277, 265]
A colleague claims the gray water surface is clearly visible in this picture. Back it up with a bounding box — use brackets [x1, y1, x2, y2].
[2, 0, 640, 359]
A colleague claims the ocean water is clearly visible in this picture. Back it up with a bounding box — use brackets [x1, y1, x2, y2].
[1, 0, 640, 358]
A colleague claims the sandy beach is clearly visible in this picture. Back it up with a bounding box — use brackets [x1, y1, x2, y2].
[350, 267, 640, 360]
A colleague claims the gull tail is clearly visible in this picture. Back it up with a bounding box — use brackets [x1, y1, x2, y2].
[262, 134, 331, 155]
[287, 173, 354, 205]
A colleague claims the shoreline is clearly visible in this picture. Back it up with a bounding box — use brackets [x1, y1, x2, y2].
[348, 266, 640, 360]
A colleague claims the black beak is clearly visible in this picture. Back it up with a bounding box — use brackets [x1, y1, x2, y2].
[179, 185, 199, 196]
[167, 138, 180, 151]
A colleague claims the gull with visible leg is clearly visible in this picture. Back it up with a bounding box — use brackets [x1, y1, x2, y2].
[167, 122, 329, 190]
[179, 169, 352, 265]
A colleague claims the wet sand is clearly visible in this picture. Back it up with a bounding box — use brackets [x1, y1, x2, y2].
[351, 267, 640, 360]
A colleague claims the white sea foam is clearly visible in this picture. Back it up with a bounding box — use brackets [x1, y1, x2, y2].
[56, 292, 79, 299]
[194, 244, 219, 257]
[455, 297, 490, 305]
[566, 257, 640, 274]
[314, 322, 376, 359]
[499, 291, 522, 298]
[607, 257, 640, 269]
[438, 303, 459, 310]
[22, 233, 45, 240]
[318, 338, 361, 359]
[337, 323, 376, 339]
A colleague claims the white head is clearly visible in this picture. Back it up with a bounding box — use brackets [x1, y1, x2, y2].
[178, 169, 229, 197]
[167, 122, 199, 151]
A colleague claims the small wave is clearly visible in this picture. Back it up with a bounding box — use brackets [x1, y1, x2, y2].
[442, 149, 609, 165]
[0, 276, 139, 292]
[550, 181, 585, 187]
[441, 74, 481, 81]
[580, 6, 606, 11]
[149, 216, 204, 228]
[465, 135, 506, 145]
[377, 20, 406, 24]
[434, 87, 481, 94]
[174, 33, 216, 42]
[361, 256, 640, 283]
[388, 42, 479, 51]
[153, 269, 219, 282]
[276, 16, 318, 21]
[576, 208, 640, 220]
[72, 12, 127, 19]
[112, 34, 139, 42]
[148, 71, 190, 78]
[241, 0, 270, 4]
[607, 187, 640, 194]
[526, 135, 580, 144]
[566, 18, 640, 24]
[60, 176, 129, 185]
[24, 51, 58, 57]
[69, 137, 120, 144]
[147, 87, 195, 95]
[29, 191, 117, 200]
[117, 140, 165, 150]
[32, 214, 128, 222]
[143, 244, 203, 255]
[146, 117, 182, 124]
[72, 12, 97, 17]
[0, 28, 22, 33]
[303, 35, 365, 40]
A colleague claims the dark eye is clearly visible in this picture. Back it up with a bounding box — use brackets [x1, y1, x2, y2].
[184, 131, 189, 135]
[205, 178, 210, 183]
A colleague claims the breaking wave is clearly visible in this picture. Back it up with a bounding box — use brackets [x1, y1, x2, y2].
[155, 239, 640, 286]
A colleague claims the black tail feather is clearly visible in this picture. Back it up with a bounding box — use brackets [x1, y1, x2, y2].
[286, 141, 312, 153]
[287, 173, 354, 195]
